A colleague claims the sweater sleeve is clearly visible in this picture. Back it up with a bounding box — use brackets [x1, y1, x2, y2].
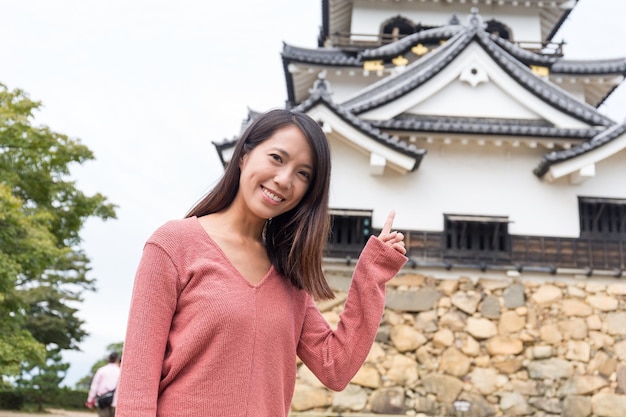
[115, 242, 180, 417]
[296, 235, 407, 391]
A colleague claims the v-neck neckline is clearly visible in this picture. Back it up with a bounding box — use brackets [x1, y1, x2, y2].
[191, 216, 274, 289]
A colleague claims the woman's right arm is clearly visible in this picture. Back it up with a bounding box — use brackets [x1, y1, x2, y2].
[115, 242, 179, 417]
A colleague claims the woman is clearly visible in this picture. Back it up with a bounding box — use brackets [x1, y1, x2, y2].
[115, 108, 407, 417]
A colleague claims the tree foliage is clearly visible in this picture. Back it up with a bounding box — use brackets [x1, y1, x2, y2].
[16, 349, 69, 412]
[0, 83, 117, 381]
[0, 184, 52, 375]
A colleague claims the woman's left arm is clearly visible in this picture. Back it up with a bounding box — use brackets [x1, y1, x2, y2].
[296, 212, 407, 390]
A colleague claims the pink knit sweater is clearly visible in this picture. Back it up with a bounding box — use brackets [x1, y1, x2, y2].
[115, 216, 406, 417]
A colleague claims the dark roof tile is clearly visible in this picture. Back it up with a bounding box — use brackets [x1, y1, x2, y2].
[371, 115, 602, 139]
[295, 77, 427, 166]
[534, 119, 626, 177]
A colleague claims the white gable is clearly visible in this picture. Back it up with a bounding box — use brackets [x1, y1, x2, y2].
[407, 74, 539, 120]
[357, 43, 591, 128]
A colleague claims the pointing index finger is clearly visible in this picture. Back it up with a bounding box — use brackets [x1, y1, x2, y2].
[381, 210, 396, 235]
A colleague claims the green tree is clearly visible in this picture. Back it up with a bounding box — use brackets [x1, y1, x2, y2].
[0, 83, 117, 384]
[16, 348, 69, 411]
[0, 185, 49, 376]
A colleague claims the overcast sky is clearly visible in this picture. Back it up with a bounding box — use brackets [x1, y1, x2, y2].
[1, 0, 625, 387]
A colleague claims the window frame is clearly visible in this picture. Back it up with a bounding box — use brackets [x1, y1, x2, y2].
[579, 196, 626, 239]
[443, 214, 510, 259]
[327, 209, 373, 255]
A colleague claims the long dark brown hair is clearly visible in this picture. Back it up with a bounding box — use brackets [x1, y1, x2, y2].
[186, 109, 334, 300]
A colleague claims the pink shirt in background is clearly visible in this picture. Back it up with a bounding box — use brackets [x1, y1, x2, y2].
[87, 362, 121, 405]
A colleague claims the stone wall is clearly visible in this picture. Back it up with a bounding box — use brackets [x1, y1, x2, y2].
[291, 272, 626, 417]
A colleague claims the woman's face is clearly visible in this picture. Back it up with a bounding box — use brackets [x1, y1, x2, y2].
[237, 125, 314, 222]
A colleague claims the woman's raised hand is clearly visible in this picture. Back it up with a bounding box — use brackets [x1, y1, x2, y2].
[378, 211, 406, 255]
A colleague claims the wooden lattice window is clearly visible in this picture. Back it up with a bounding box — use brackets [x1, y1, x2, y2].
[444, 214, 509, 253]
[579, 197, 626, 238]
[329, 209, 372, 247]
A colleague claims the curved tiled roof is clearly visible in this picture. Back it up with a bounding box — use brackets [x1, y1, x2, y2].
[295, 77, 427, 166]
[371, 115, 602, 139]
[534, 119, 626, 177]
[341, 28, 473, 113]
[283, 30, 626, 77]
[282, 43, 361, 67]
[281, 9, 626, 176]
[284, 11, 626, 113]
[474, 30, 614, 127]
[283, 31, 626, 77]
[489, 36, 626, 76]
[335, 12, 614, 127]
[359, 26, 463, 61]
[550, 58, 626, 75]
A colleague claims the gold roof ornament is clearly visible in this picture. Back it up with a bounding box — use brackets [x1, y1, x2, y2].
[411, 43, 429, 56]
[392, 55, 409, 66]
[363, 60, 384, 71]
[530, 65, 550, 77]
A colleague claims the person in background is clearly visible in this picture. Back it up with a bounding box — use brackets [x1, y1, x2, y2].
[86, 351, 121, 417]
[115, 108, 407, 417]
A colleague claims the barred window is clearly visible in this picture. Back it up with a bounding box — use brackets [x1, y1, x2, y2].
[579, 197, 626, 237]
[329, 209, 372, 247]
[444, 214, 509, 253]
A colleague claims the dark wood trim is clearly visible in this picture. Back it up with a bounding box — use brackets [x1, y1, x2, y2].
[326, 230, 626, 272]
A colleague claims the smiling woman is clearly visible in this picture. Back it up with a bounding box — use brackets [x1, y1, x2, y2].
[114, 108, 407, 417]
[213, 125, 314, 284]
[189, 109, 334, 297]
[238, 125, 314, 233]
